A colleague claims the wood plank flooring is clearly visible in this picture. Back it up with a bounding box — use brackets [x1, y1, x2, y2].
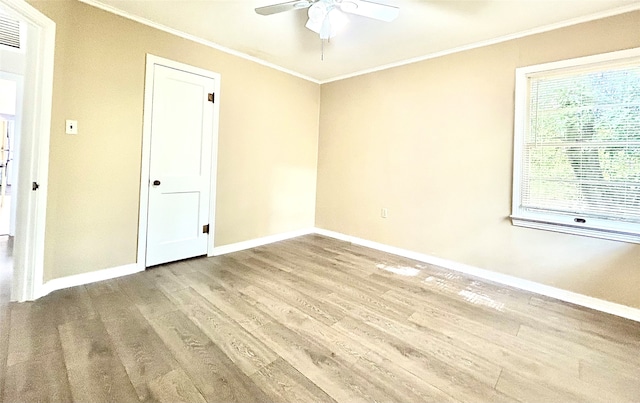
[1, 234, 640, 402]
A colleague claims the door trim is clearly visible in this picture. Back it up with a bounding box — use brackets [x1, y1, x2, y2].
[138, 54, 221, 267]
[2, 0, 56, 301]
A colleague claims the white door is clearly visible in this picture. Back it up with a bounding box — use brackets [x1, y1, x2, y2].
[146, 64, 215, 267]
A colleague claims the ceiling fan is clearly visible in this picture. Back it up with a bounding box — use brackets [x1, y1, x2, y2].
[255, 0, 399, 40]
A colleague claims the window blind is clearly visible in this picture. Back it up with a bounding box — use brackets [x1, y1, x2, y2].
[522, 64, 640, 224]
[0, 14, 20, 50]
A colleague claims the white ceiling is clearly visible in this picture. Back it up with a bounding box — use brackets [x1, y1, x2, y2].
[83, 0, 640, 82]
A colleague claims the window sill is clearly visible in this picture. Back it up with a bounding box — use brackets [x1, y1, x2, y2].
[510, 215, 640, 244]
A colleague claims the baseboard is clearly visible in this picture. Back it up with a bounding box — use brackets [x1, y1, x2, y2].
[36, 228, 315, 297]
[211, 228, 316, 256]
[39, 263, 143, 298]
[34, 228, 640, 322]
[313, 227, 640, 323]
[313, 228, 353, 242]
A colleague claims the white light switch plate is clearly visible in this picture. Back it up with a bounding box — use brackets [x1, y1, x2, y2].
[65, 120, 78, 135]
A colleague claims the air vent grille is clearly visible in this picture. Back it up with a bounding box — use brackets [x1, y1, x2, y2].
[0, 14, 20, 50]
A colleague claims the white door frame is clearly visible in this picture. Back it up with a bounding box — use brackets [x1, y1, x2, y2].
[138, 54, 220, 267]
[1, 0, 55, 301]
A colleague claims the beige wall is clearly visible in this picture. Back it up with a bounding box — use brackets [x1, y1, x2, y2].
[23, 0, 640, 309]
[316, 11, 640, 308]
[30, 0, 319, 281]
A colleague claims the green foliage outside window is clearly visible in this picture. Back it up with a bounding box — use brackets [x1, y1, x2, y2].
[524, 66, 640, 222]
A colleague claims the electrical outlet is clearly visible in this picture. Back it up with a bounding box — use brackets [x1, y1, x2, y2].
[381, 208, 388, 218]
[65, 120, 78, 135]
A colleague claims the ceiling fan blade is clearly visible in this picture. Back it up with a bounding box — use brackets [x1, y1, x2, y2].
[255, 0, 312, 16]
[340, 0, 399, 22]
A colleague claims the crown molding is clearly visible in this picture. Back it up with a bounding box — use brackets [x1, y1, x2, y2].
[77, 0, 321, 84]
[77, 0, 640, 85]
[319, 3, 640, 84]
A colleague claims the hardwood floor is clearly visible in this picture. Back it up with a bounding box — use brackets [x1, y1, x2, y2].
[1, 234, 639, 402]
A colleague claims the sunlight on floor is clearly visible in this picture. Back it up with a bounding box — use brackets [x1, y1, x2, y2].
[458, 289, 505, 312]
[423, 275, 506, 311]
[376, 263, 421, 277]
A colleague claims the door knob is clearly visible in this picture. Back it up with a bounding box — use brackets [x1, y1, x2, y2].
[153, 180, 161, 186]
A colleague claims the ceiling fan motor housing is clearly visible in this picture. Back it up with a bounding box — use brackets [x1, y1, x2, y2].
[256, 0, 399, 40]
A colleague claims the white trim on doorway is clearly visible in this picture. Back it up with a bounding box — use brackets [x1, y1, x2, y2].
[138, 54, 221, 268]
[2, 0, 55, 301]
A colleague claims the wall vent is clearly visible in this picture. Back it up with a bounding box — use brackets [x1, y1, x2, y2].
[0, 14, 21, 50]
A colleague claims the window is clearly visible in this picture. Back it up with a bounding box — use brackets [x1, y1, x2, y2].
[512, 48, 640, 243]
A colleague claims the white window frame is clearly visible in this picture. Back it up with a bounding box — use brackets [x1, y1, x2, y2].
[511, 47, 640, 244]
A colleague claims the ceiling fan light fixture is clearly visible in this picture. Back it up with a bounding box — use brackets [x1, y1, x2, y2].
[327, 8, 348, 35]
[305, 15, 322, 34]
[339, 1, 358, 13]
[307, 2, 328, 23]
[306, 2, 348, 39]
[257, 0, 397, 43]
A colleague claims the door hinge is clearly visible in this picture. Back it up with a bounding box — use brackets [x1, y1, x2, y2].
[203, 224, 210, 234]
[207, 93, 214, 103]
[32, 182, 39, 191]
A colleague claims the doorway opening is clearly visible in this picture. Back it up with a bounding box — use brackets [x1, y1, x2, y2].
[0, 73, 22, 304]
[0, 7, 26, 303]
[0, 1, 55, 302]
[0, 73, 23, 238]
